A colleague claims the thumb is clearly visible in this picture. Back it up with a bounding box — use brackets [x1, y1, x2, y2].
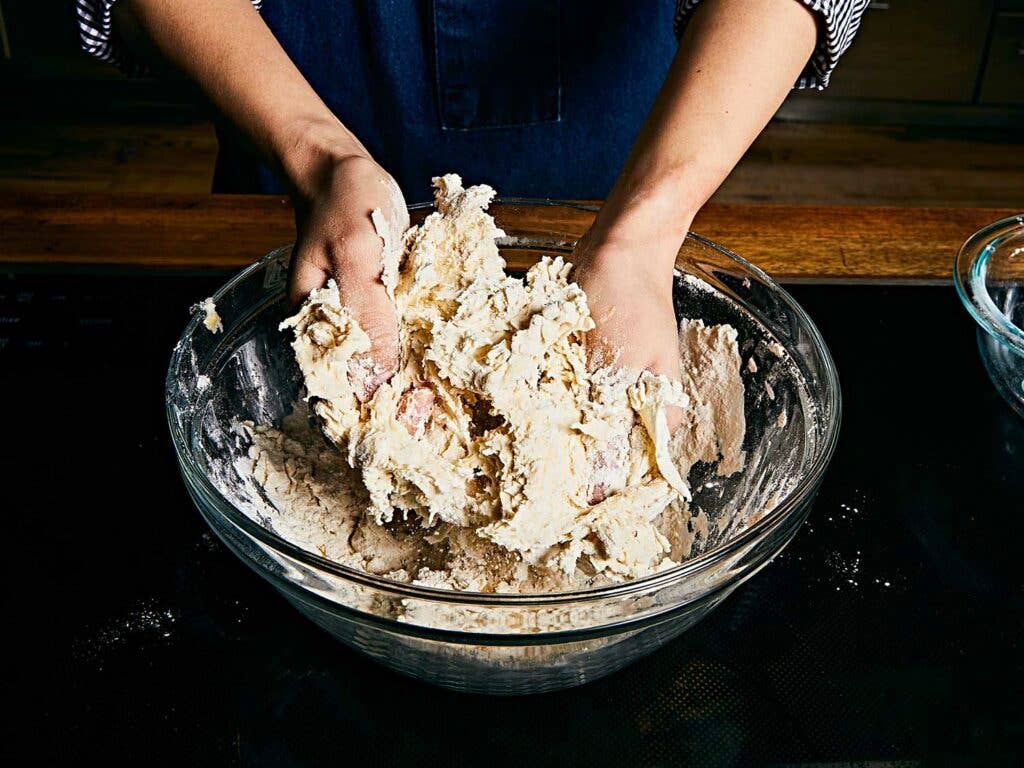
[344, 282, 400, 402]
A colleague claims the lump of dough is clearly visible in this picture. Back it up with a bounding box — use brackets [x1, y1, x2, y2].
[192, 297, 223, 334]
[274, 173, 747, 586]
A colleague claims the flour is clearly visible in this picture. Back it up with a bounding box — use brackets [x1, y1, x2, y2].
[239, 174, 747, 594]
[192, 297, 223, 334]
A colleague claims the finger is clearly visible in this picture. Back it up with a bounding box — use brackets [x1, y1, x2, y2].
[396, 385, 434, 438]
[348, 332, 398, 402]
[664, 403, 683, 433]
[289, 242, 400, 401]
[584, 329, 622, 371]
[588, 434, 627, 504]
[308, 220, 399, 400]
[645, 347, 684, 432]
[344, 285, 400, 401]
[349, 353, 391, 403]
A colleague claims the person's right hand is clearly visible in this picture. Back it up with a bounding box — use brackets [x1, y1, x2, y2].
[287, 149, 408, 402]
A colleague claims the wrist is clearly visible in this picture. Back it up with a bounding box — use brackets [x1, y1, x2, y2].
[604, 163, 700, 237]
[275, 115, 368, 200]
[584, 169, 698, 275]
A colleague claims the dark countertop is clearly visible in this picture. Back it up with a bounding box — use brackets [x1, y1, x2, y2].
[3, 274, 1022, 766]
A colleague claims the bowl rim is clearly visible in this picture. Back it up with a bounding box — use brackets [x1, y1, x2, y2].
[166, 198, 842, 606]
[954, 213, 1024, 355]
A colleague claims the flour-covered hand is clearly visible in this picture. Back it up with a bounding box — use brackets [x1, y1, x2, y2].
[573, 233, 683, 433]
[287, 150, 409, 400]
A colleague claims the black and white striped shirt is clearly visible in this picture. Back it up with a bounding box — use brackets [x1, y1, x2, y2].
[676, 0, 870, 88]
[78, 0, 867, 90]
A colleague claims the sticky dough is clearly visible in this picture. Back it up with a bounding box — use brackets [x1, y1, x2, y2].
[255, 174, 746, 590]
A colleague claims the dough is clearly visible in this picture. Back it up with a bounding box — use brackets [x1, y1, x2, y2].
[192, 297, 223, 334]
[242, 174, 746, 592]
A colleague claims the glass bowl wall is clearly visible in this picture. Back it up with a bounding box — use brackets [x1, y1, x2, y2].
[166, 201, 841, 694]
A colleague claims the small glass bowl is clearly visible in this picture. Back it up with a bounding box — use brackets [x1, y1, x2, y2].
[955, 214, 1024, 419]
[166, 200, 841, 694]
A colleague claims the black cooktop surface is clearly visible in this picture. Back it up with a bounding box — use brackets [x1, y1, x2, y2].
[3, 274, 1021, 766]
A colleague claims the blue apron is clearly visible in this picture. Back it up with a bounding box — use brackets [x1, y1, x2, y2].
[213, 0, 678, 202]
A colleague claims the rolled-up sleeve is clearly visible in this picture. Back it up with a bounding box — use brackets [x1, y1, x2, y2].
[76, 0, 263, 72]
[674, 0, 871, 89]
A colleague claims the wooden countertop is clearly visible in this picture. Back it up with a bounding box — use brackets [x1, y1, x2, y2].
[0, 193, 1017, 283]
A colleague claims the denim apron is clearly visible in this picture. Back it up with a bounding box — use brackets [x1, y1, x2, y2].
[213, 0, 678, 202]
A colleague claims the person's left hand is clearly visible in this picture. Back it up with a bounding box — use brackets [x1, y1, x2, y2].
[573, 226, 684, 504]
[573, 225, 684, 433]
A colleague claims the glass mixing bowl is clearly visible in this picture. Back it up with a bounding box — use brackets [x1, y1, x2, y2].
[955, 214, 1024, 420]
[166, 200, 841, 694]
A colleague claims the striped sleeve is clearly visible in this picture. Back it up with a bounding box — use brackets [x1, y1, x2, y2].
[674, 0, 871, 90]
[76, 0, 263, 72]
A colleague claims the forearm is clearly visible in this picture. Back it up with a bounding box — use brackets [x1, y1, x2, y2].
[115, 0, 362, 194]
[593, 0, 817, 268]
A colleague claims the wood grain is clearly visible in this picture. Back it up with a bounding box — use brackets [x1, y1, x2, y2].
[3, 119, 1022, 209]
[0, 117, 218, 195]
[0, 193, 1018, 283]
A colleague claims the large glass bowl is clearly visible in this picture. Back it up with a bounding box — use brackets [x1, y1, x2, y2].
[166, 200, 841, 695]
[955, 214, 1024, 419]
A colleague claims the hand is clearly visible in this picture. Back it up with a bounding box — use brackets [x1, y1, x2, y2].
[574, 240, 681, 380]
[573, 205, 688, 432]
[286, 143, 408, 401]
[574, 221, 684, 503]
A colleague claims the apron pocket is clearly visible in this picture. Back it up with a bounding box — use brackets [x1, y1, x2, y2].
[433, 0, 561, 130]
